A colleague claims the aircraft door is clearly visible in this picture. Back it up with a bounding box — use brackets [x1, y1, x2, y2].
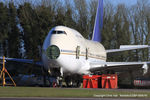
[86, 48, 89, 60]
[76, 46, 80, 59]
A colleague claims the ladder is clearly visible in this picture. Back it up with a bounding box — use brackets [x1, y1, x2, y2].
[0, 56, 16, 86]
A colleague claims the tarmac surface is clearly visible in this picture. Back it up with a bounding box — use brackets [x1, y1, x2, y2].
[0, 97, 149, 100]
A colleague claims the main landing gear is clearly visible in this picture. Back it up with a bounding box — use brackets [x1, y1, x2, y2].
[64, 75, 82, 88]
[41, 67, 63, 87]
[41, 67, 83, 87]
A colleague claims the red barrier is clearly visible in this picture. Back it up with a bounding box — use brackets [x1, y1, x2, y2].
[83, 74, 118, 89]
[101, 74, 118, 89]
[83, 75, 101, 88]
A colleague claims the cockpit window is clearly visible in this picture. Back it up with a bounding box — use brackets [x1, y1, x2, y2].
[52, 31, 57, 34]
[52, 30, 67, 35]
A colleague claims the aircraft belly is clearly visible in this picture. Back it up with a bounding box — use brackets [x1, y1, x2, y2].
[56, 54, 105, 74]
[57, 54, 81, 74]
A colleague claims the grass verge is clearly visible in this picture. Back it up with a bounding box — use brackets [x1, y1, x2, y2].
[0, 87, 149, 98]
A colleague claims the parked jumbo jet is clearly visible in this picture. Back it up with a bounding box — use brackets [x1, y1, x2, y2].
[1, 0, 150, 85]
[42, 0, 150, 75]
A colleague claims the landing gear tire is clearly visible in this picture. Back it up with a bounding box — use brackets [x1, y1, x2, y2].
[56, 76, 63, 87]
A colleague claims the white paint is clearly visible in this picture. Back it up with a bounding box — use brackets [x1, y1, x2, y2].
[42, 26, 106, 75]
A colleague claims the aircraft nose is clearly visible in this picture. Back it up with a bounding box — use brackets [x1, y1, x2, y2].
[46, 45, 60, 59]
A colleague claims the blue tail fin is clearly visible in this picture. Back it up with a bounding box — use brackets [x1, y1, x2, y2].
[92, 0, 103, 42]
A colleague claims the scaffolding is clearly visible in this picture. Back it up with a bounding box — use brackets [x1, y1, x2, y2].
[0, 56, 16, 86]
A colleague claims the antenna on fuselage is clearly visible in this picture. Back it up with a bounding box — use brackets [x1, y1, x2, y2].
[92, 0, 103, 42]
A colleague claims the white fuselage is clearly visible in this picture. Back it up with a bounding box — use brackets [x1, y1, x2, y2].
[42, 26, 106, 74]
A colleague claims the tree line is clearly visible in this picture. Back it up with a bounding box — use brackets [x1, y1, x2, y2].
[0, 0, 150, 62]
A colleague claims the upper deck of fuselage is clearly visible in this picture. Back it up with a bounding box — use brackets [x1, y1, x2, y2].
[52, 26, 106, 56]
[43, 26, 105, 50]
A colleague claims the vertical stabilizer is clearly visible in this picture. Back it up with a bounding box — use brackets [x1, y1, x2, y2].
[92, 0, 103, 42]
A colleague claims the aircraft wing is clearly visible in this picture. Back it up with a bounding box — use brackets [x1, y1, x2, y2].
[0, 57, 43, 66]
[90, 62, 150, 74]
[106, 45, 150, 53]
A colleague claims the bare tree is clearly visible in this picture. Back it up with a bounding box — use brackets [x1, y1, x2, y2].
[74, 0, 89, 38]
